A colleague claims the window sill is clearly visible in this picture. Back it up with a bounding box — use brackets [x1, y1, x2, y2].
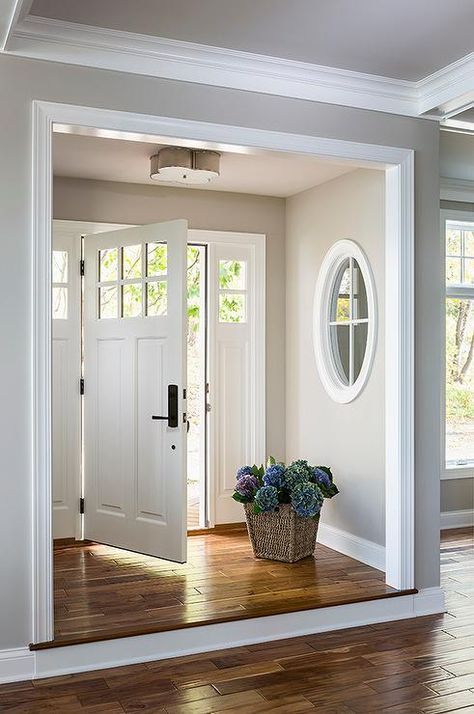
[441, 468, 474, 481]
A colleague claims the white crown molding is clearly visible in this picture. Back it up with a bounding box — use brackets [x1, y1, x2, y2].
[7, 16, 422, 116]
[417, 52, 474, 118]
[5, 15, 474, 120]
[440, 177, 474, 203]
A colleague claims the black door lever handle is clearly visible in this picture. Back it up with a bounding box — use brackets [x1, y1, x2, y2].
[152, 384, 179, 428]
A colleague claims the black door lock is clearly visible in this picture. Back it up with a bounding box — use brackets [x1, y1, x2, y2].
[152, 384, 179, 428]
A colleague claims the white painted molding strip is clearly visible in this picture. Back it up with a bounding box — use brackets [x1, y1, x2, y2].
[440, 178, 474, 204]
[7, 16, 474, 119]
[0, 590, 445, 683]
[441, 509, 474, 530]
[317, 522, 386, 572]
[8, 16, 421, 116]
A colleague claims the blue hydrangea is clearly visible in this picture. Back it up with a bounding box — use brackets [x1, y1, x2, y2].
[235, 474, 258, 498]
[283, 459, 313, 491]
[291, 482, 323, 518]
[255, 485, 279, 512]
[236, 465, 253, 479]
[312, 467, 332, 490]
[263, 463, 285, 488]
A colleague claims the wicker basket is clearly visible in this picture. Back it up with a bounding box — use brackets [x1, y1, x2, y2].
[244, 503, 319, 562]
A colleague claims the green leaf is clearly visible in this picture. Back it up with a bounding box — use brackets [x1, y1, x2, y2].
[253, 503, 263, 514]
[267, 455, 276, 467]
[232, 492, 251, 504]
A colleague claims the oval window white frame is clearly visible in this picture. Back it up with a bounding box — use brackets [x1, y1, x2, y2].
[313, 240, 377, 404]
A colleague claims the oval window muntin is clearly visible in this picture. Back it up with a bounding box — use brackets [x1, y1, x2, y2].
[313, 240, 377, 404]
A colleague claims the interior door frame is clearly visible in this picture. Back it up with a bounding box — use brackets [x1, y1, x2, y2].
[32, 100, 415, 644]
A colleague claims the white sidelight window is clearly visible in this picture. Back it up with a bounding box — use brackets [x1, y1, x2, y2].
[443, 211, 474, 477]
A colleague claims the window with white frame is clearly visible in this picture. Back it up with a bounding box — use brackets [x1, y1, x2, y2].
[445, 217, 474, 471]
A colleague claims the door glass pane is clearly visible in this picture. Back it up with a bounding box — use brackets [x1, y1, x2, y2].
[219, 294, 246, 323]
[330, 324, 350, 385]
[122, 283, 142, 317]
[465, 258, 474, 284]
[52, 250, 68, 283]
[446, 228, 461, 255]
[122, 244, 142, 279]
[446, 257, 461, 284]
[99, 248, 118, 282]
[353, 322, 368, 381]
[52, 286, 68, 319]
[147, 280, 167, 316]
[331, 259, 350, 322]
[147, 243, 167, 277]
[352, 259, 368, 320]
[446, 298, 474, 466]
[219, 260, 246, 290]
[465, 230, 474, 257]
[99, 285, 118, 319]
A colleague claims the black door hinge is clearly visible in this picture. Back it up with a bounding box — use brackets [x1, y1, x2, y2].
[79, 497, 85, 514]
[80, 259, 85, 276]
[80, 377, 85, 395]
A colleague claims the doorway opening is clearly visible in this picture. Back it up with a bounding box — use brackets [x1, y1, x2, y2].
[32, 103, 417, 650]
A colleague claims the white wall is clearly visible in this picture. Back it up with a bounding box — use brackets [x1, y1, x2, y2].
[286, 169, 385, 546]
[0, 52, 440, 651]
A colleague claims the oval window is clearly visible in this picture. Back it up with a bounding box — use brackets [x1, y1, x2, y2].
[313, 240, 377, 403]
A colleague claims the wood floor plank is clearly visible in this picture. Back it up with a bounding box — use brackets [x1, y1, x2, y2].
[2, 527, 473, 712]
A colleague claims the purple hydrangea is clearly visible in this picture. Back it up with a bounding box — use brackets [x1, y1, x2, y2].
[236, 465, 253, 479]
[312, 467, 332, 490]
[291, 482, 323, 518]
[255, 485, 279, 512]
[283, 459, 313, 491]
[235, 474, 258, 498]
[263, 463, 285, 488]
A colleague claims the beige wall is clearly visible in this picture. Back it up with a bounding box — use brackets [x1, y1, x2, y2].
[286, 169, 385, 546]
[53, 176, 286, 459]
[0, 51, 440, 650]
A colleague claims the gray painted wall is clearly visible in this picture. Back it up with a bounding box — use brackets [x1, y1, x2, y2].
[53, 176, 286, 461]
[0, 52, 440, 650]
[286, 169, 386, 546]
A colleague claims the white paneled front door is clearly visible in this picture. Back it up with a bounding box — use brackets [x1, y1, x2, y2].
[83, 221, 188, 562]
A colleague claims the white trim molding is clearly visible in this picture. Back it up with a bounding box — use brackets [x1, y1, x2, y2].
[317, 523, 385, 572]
[441, 178, 474, 204]
[0, 648, 35, 685]
[32, 100, 415, 645]
[313, 240, 377, 404]
[6, 15, 474, 120]
[0, 0, 32, 50]
[441, 509, 474, 530]
[0, 591, 445, 683]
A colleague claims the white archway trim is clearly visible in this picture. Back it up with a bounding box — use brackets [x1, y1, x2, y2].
[32, 100, 416, 646]
[314, 240, 377, 404]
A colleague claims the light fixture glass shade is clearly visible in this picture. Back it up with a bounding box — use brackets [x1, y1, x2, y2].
[150, 147, 220, 184]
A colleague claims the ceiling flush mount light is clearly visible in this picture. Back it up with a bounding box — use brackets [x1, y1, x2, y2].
[150, 147, 220, 184]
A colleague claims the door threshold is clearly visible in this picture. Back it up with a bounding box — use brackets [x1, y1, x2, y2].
[30, 588, 416, 651]
[187, 522, 246, 536]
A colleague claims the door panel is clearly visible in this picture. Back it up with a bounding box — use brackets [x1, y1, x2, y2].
[83, 221, 188, 562]
[52, 228, 81, 539]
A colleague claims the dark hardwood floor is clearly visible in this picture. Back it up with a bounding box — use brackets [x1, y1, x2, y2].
[3, 528, 473, 712]
[39, 527, 403, 648]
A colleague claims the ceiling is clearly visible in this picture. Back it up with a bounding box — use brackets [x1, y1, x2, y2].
[52, 131, 355, 198]
[30, 0, 474, 81]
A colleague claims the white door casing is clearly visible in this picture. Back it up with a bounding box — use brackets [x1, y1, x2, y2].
[51, 226, 81, 539]
[83, 220, 188, 562]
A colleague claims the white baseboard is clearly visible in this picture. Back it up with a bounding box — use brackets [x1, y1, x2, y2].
[1, 589, 445, 683]
[441, 509, 474, 530]
[317, 522, 386, 572]
[0, 648, 35, 684]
